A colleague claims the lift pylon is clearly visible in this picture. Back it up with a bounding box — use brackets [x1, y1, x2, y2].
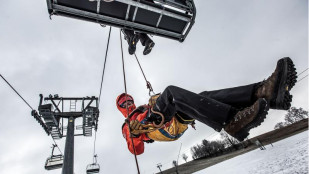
[33, 94, 100, 174]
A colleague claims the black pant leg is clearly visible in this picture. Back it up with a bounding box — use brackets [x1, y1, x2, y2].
[123, 29, 135, 40]
[155, 85, 232, 131]
[199, 83, 260, 109]
[138, 33, 152, 46]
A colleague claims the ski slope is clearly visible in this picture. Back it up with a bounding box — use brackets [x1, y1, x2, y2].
[194, 130, 308, 174]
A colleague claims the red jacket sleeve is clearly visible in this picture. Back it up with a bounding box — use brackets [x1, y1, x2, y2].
[122, 123, 145, 155]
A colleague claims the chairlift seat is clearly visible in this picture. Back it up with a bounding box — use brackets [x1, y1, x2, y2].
[86, 163, 100, 174]
[46, 0, 196, 42]
[45, 155, 64, 170]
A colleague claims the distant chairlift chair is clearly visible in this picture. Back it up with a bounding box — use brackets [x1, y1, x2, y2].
[45, 144, 64, 170]
[46, 0, 196, 42]
[86, 155, 100, 174]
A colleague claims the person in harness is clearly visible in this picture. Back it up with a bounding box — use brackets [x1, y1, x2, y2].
[117, 57, 297, 155]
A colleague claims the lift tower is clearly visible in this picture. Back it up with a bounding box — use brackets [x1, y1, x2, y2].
[35, 94, 99, 174]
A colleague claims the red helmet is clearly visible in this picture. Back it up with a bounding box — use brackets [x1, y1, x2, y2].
[116, 93, 136, 118]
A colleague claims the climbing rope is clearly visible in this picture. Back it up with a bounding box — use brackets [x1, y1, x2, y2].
[133, 53, 155, 96]
[120, 30, 141, 174]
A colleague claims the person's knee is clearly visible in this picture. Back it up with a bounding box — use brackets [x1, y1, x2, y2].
[165, 85, 178, 90]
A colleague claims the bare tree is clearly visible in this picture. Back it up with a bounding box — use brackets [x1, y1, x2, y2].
[191, 139, 226, 159]
[220, 131, 239, 147]
[285, 107, 308, 124]
[274, 107, 308, 129]
[274, 122, 287, 129]
[182, 153, 188, 163]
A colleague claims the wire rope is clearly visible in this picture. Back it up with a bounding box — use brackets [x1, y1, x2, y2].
[0, 74, 64, 155]
[98, 27, 112, 104]
[0, 74, 34, 110]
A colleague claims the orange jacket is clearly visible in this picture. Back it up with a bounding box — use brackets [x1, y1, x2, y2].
[116, 93, 189, 155]
[117, 94, 151, 155]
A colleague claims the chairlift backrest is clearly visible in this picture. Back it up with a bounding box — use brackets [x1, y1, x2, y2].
[46, 0, 196, 42]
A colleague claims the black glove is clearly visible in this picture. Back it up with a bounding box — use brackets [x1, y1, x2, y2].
[148, 112, 163, 125]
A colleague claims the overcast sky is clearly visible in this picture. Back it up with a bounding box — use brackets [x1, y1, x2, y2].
[0, 0, 308, 173]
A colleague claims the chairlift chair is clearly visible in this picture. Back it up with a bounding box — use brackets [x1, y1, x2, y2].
[86, 163, 100, 174]
[86, 154, 100, 174]
[45, 144, 63, 170]
[46, 0, 196, 42]
[45, 154, 64, 170]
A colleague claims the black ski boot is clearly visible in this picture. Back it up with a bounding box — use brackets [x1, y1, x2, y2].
[143, 40, 155, 55]
[127, 34, 139, 55]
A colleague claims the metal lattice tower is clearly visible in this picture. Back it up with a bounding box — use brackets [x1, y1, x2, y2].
[33, 94, 100, 174]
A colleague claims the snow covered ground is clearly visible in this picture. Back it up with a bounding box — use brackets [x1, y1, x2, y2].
[194, 131, 308, 174]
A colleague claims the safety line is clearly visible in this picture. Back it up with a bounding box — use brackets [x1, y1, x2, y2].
[120, 30, 141, 174]
[134, 53, 155, 95]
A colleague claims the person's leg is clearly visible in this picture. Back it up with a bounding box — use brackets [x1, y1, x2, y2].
[199, 83, 260, 109]
[123, 29, 139, 55]
[123, 29, 134, 40]
[138, 33, 155, 55]
[153, 85, 234, 131]
[152, 85, 269, 141]
[200, 57, 297, 111]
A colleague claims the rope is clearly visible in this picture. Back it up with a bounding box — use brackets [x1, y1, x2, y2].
[0, 74, 34, 110]
[120, 30, 141, 174]
[98, 27, 112, 104]
[134, 53, 155, 95]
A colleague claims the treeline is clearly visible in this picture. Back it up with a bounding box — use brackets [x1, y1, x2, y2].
[190, 132, 244, 160]
[190, 107, 308, 160]
[274, 107, 308, 129]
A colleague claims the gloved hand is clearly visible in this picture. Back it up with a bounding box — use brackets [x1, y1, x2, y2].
[129, 120, 144, 135]
[148, 112, 163, 125]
